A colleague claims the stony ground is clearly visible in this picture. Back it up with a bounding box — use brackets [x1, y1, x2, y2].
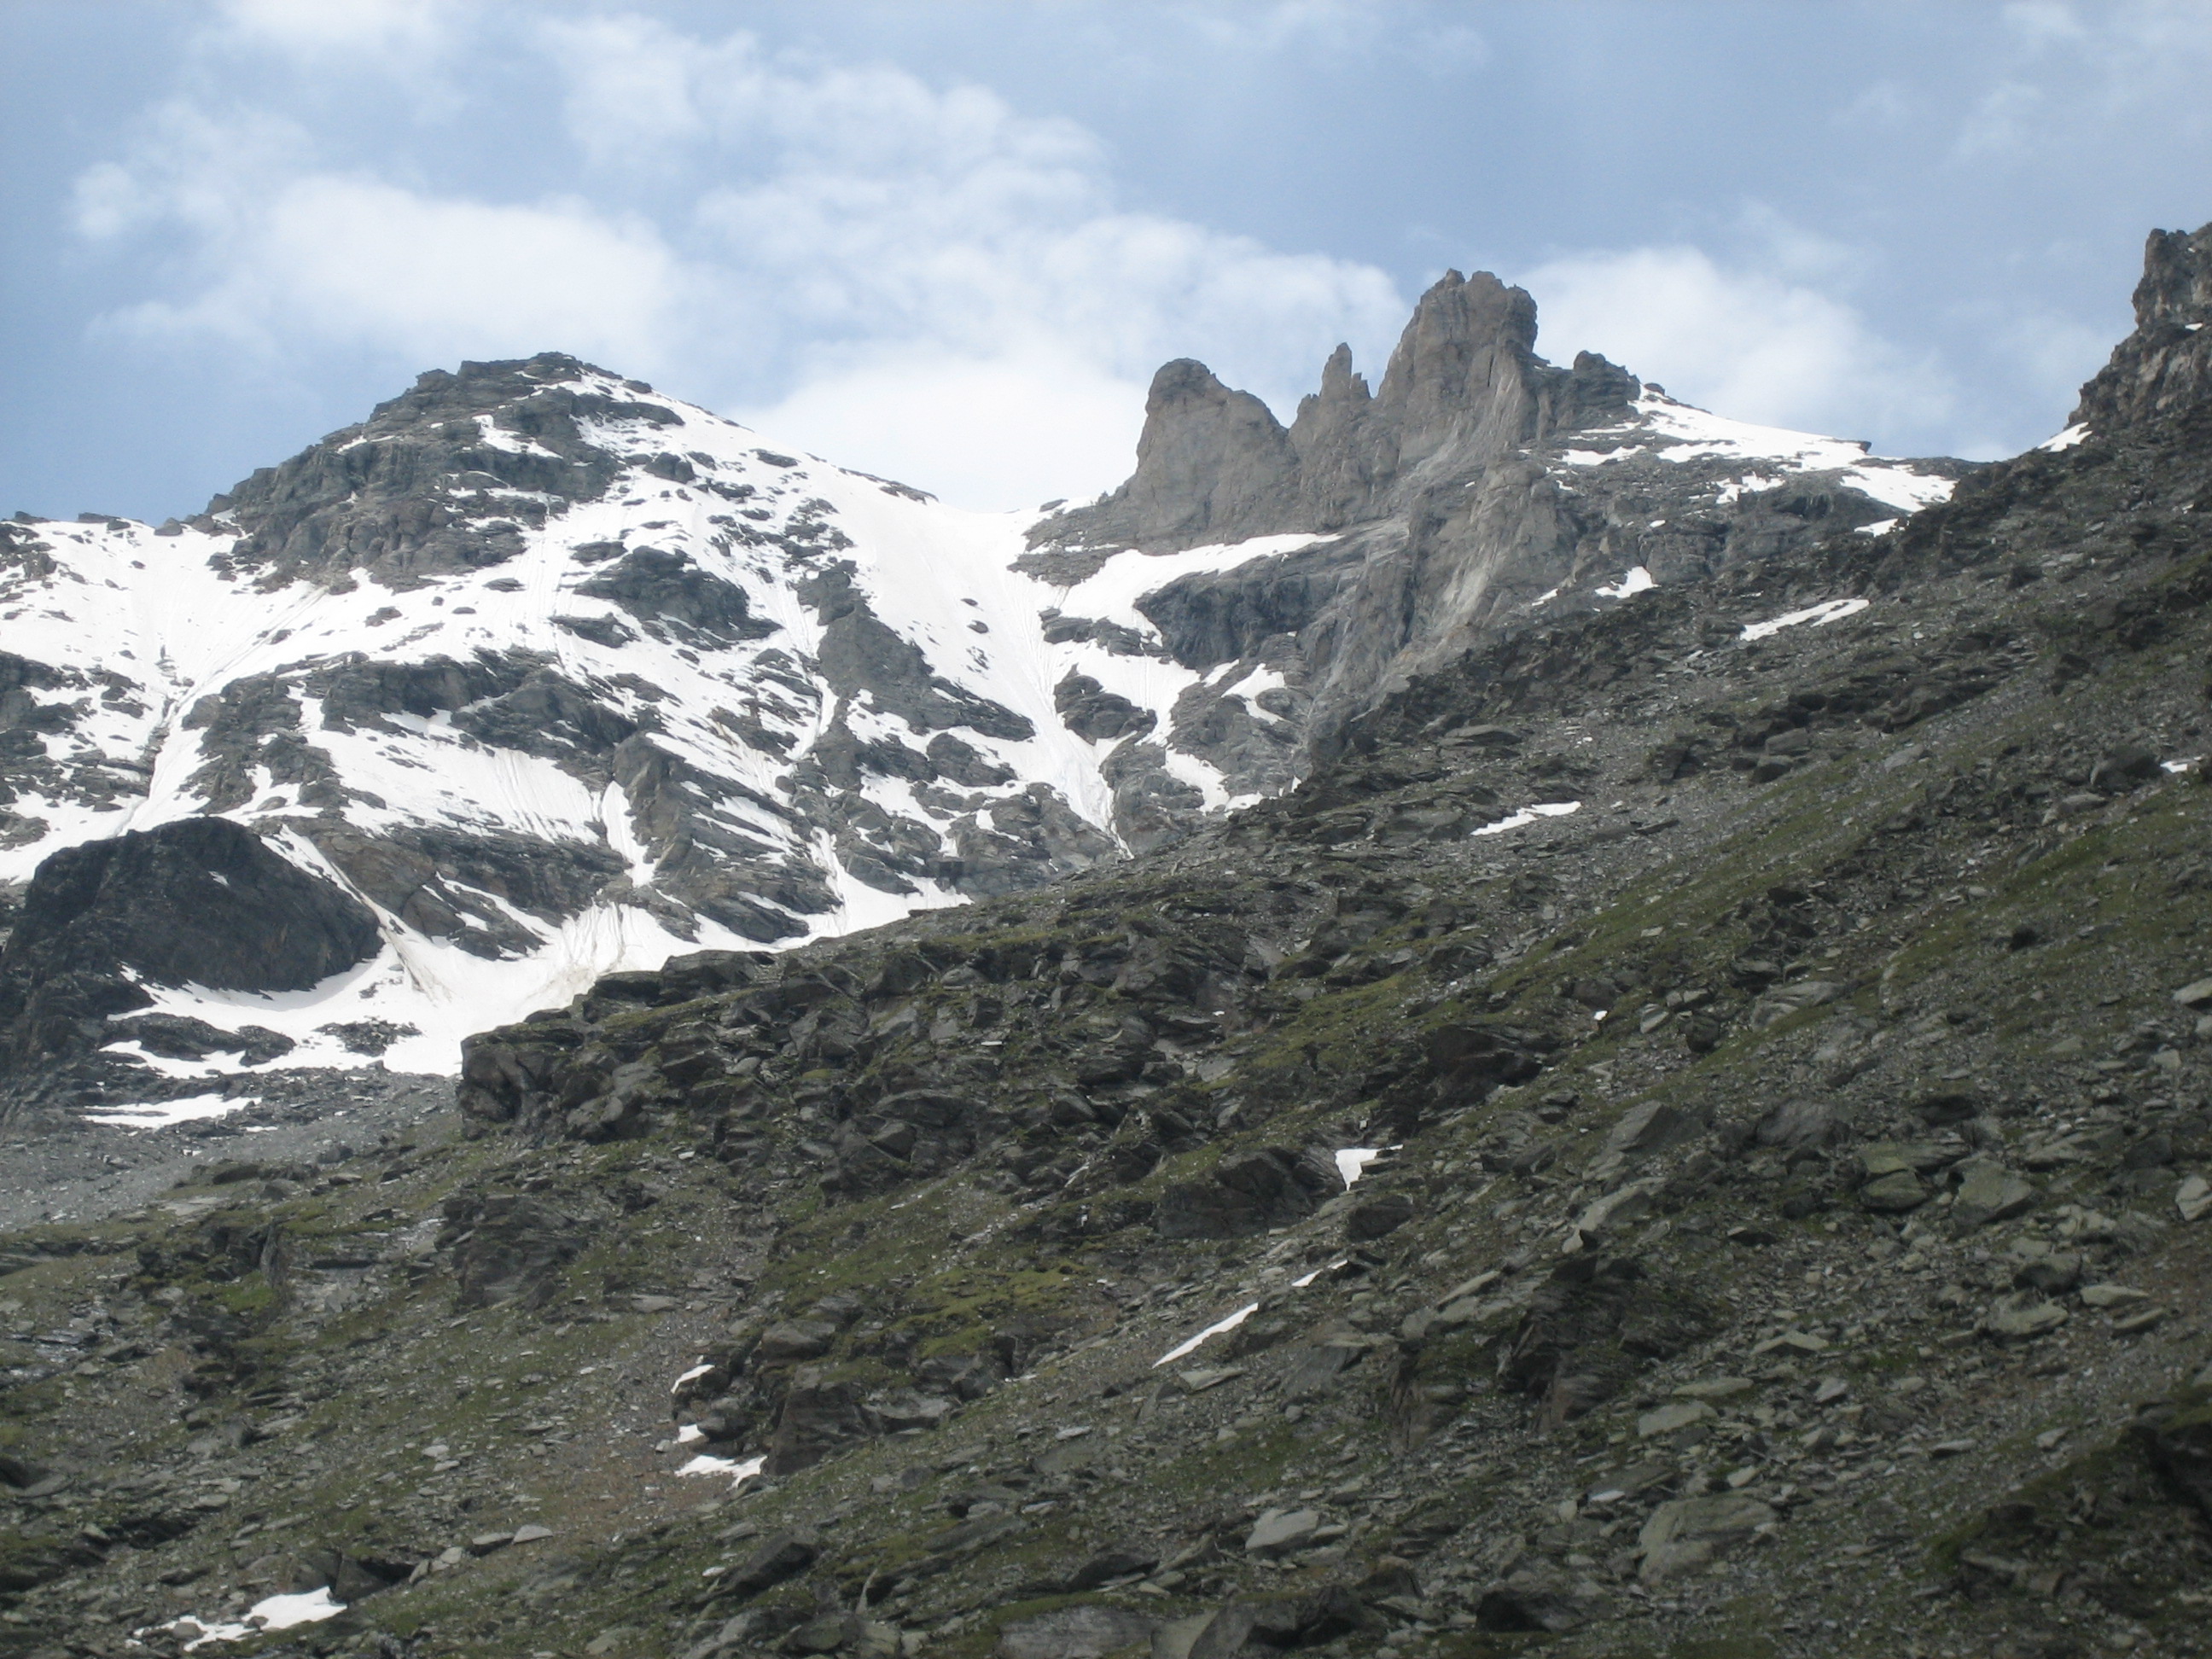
[3, 379, 2212, 1659]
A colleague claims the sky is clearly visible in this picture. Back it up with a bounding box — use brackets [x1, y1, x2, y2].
[5, 1, 2212, 524]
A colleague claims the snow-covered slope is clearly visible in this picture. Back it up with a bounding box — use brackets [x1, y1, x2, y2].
[0, 357, 1336, 1082]
[0, 335, 1965, 1098]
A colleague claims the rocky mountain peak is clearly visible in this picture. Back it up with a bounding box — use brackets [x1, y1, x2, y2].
[2070, 222, 2212, 432]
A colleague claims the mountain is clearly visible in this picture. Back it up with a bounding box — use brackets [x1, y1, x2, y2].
[0, 284, 1955, 1115]
[0, 221, 2206, 1659]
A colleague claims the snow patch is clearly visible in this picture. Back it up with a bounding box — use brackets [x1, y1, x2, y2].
[1334, 1148, 1383, 1188]
[1155, 1301, 1260, 1368]
[84, 1092, 254, 1129]
[1740, 598, 1869, 642]
[1473, 801, 1581, 837]
[1593, 567, 1655, 600]
[155, 1587, 346, 1648]
[2037, 423, 2092, 452]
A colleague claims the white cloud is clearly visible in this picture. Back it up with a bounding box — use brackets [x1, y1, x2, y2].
[1521, 244, 1955, 453]
[1953, 1, 2212, 163]
[75, 102, 684, 372]
[215, 0, 450, 61]
[741, 347, 1146, 513]
[75, 15, 1406, 509]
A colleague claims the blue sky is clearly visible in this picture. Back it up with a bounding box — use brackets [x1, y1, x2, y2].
[6, 1, 2211, 521]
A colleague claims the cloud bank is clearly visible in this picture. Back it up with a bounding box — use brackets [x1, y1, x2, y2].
[69, 2, 2049, 505]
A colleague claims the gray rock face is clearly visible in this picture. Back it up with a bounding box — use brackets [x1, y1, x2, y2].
[0, 818, 380, 1071]
[2073, 224, 2212, 431]
[1037, 269, 1964, 755]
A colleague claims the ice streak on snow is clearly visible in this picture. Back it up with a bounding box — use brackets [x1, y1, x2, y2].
[1154, 1301, 1260, 1368]
[1739, 598, 1870, 642]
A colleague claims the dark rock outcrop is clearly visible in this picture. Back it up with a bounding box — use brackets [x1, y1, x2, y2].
[0, 818, 379, 1069]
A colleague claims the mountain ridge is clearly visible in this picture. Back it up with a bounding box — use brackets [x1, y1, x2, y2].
[0, 220, 2205, 1659]
[0, 280, 1960, 1115]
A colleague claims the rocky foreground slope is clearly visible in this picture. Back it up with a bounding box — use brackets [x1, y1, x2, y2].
[0, 224, 2209, 1659]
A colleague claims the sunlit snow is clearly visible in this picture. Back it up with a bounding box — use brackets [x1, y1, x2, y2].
[1154, 1301, 1260, 1368]
[5, 375, 1335, 1078]
[1740, 598, 1870, 642]
[84, 1092, 254, 1129]
[1334, 1147, 1383, 1187]
[154, 1587, 345, 1649]
[1473, 800, 1581, 836]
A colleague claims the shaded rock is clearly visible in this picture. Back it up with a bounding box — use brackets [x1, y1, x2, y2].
[1344, 1190, 1416, 1241]
[0, 816, 379, 1068]
[1859, 1170, 1930, 1213]
[1755, 1097, 1840, 1152]
[724, 1531, 820, 1598]
[2133, 1387, 2212, 1522]
[765, 1370, 870, 1474]
[1474, 1564, 1597, 1633]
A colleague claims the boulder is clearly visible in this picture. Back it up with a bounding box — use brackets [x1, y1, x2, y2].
[1754, 1098, 1838, 1151]
[1950, 1160, 2037, 1231]
[1637, 1495, 1775, 1582]
[1344, 1191, 1416, 1241]
[1243, 1508, 1322, 1555]
[993, 1605, 1155, 1659]
[1473, 1564, 1598, 1633]
[1858, 1170, 1929, 1212]
[1982, 1294, 2069, 1341]
[723, 1530, 820, 1598]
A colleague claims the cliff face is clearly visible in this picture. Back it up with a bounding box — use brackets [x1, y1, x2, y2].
[1033, 271, 1960, 752]
[2073, 223, 2212, 432]
[1048, 271, 1639, 553]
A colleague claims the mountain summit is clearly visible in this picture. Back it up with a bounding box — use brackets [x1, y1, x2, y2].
[0, 283, 1958, 1107]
